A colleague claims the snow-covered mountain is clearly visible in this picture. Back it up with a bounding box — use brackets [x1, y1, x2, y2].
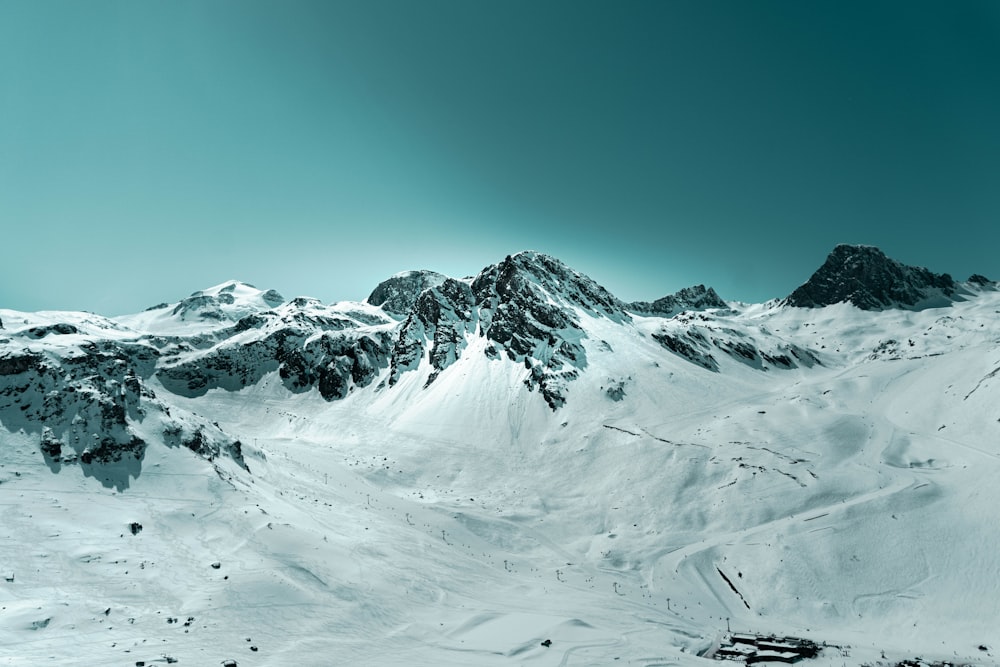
[783, 244, 964, 310]
[628, 284, 729, 317]
[1, 246, 998, 666]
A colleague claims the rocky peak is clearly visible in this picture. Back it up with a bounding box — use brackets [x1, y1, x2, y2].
[367, 270, 449, 317]
[784, 244, 956, 310]
[472, 251, 626, 318]
[628, 284, 728, 317]
[968, 274, 997, 289]
[466, 252, 626, 408]
[378, 252, 631, 407]
[389, 278, 476, 387]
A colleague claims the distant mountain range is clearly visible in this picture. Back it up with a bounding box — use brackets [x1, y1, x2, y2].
[2, 244, 1000, 665]
[0, 244, 994, 487]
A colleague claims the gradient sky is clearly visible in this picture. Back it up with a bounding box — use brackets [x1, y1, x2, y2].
[2, 0, 999, 314]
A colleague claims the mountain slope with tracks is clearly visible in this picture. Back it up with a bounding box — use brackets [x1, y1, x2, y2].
[1, 246, 998, 666]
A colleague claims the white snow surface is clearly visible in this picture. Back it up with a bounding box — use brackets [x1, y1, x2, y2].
[2, 284, 1000, 666]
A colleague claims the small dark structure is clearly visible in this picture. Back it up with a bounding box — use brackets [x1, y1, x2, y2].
[717, 644, 756, 660]
[713, 633, 821, 664]
[541, 639, 552, 647]
[747, 650, 802, 664]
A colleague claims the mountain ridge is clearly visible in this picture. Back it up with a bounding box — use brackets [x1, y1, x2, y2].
[1, 244, 994, 487]
[1, 244, 999, 666]
[784, 243, 963, 310]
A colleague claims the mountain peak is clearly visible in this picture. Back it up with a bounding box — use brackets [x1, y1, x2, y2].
[784, 244, 956, 310]
[367, 270, 449, 317]
[191, 280, 285, 308]
[169, 281, 285, 320]
[474, 251, 625, 318]
[628, 284, 728, 317]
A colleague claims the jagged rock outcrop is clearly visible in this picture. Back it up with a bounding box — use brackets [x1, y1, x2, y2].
[152, 254, 637, 410]
[157, 321, 393, 400]
[24, 323, 79, 338]
[652, 313, 821, 373]
[379, 252, 632, 408]
[367, 270, 449, 317]
[389, 278, 476, 387]
[0, 339, 245, 490]
[629, 284, 728, 317]
[968, 274, 997, 289]
[470, 252, 628, 408]
[784, 244, 957, 310]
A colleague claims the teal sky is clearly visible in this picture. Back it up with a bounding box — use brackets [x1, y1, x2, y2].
[2, 1, 998, 314]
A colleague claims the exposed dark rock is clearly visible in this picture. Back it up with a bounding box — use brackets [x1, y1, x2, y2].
[629, 284, 728, 317]
[367, 270, 449, 317]
[81, 435, 145, 465]
[40, 427, 62, 459]
[234, 313, 269, 332]
[389, 278, 476, 386]
[473, 252, 626, 323]
[0, 336, 244, 489]
[969, 274, 996, 289]
[0, 351, 46, 376]
[341, 309, 391, 326]
[785, 244, 957, 310]
[159, 324, 391, 402]
[25, 323, 79, 339]
[469, 252, 625, 408]
[653, 324, 820, 373]
[652, 330, 719, 371]
[261, 289, 285, 307]
[605, 379, 627, 401]
[379, 252, 628, 407]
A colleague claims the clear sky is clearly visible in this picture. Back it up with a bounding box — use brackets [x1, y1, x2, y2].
[2, 0, 998, 314]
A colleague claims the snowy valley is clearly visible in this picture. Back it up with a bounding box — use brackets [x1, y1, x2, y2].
[1, 245, 999, 667]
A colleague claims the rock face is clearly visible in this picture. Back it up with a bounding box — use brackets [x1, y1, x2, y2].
[470, 252, 628, 408]
[784, 244, 957, 310]
[650, 312, 821, 373]
[155, 300, 394, 401]
[629, 284, 728, 317]
[387, 251, 630, 408]
[367, 270, 449, 317]
[968, 274, 996, 289]
[0, 338, 245, 490]
[389, 278, 476, 387]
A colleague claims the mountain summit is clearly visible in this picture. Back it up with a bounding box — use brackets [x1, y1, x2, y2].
[628, 284, 728, 317]
[367, 270, 449, 317]
[784, 244, 957, 310]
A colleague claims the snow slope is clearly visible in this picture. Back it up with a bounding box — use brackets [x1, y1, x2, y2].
[1, 249, 998, 666]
